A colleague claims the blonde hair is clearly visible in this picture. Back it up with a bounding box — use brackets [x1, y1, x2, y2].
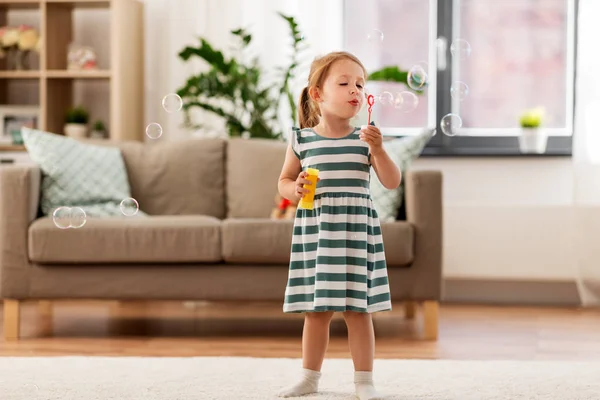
[298, 51, 367, 129]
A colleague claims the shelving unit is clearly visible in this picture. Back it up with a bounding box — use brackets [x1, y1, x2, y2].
[0, 0, 144, 150]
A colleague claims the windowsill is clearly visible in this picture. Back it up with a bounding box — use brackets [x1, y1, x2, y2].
[420, 135, 573, 157]
[421, 147, 572, 157]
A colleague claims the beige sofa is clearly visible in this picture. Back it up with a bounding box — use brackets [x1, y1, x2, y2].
[0, 137, 443, 341]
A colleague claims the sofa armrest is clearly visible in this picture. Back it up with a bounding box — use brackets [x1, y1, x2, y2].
[404, 169, 443, 299]
[0, 165, 40, 298]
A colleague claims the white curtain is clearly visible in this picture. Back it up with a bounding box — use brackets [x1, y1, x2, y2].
[573, 0, 600, 306]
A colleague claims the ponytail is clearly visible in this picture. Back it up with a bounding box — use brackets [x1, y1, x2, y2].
[298, 86, 320, 129]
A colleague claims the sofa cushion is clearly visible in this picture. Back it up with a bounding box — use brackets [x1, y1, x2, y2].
[221, 219, 414, 266]
[227, 138, 287, 218]
[222, 219, 294, 264]
[21, 127, 141, 218]
[118, 138, 226, 218]
[28, 215, 222, 263]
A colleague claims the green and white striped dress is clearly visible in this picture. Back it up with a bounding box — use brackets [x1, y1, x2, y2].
[283, 127, 392, 314]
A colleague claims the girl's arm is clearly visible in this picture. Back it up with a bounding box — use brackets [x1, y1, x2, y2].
[360, 125, 401, 189]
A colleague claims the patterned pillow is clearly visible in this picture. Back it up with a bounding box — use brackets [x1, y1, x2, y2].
[370, 129, 434, 222]
[21, 127, 145, 218]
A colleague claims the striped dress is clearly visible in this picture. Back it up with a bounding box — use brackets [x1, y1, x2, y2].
[283, 126, 392, 314]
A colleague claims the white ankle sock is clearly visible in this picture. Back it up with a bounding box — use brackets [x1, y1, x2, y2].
[277, 368, 321, 398]
[354, 371, 382, 400]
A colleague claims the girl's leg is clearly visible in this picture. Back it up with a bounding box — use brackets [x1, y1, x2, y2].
[277, 311, 335, 398]
[302, 311, 335, 370]
[343, 311, 382, 400]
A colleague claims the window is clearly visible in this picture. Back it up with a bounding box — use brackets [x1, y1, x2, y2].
[343, 0, 578, 156]
[343, 0, 437, 135]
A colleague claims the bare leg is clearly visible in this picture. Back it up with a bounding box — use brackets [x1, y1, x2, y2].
[343, 311, 382, 400]
[302, 311, 335, 370]
[343, 311, 374, 371]
[277, 311, 334, 397]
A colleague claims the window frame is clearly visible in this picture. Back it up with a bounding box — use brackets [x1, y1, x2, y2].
[344, 0, 579, 157]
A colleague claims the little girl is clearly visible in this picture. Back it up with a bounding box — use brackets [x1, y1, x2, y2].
[277, 51, 401, 400]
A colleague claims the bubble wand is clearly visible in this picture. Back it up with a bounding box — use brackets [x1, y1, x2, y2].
[367, 94, 375, 125]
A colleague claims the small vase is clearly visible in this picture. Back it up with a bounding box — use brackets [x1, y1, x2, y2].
[8, 49, 29, 70]
[518, 127, 547, 154]
[64, 123, 88, 139]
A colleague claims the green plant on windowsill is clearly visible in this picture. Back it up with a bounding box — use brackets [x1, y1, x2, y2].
[519, 107, 545, 129]
[176, 13, 307, 140]
[368, 65, 426, 93]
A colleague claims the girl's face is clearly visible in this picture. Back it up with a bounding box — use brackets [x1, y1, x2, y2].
[312, 59, 366, 121]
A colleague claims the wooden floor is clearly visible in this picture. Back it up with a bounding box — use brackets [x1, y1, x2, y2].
[1, 300, 599, 360]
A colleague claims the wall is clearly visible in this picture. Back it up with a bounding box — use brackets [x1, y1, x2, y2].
[413, 156, 577, 281]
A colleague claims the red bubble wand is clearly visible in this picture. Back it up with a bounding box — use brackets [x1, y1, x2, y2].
[367, 94, 375, 125]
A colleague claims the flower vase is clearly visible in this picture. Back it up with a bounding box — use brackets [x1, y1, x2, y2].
[64, 123, 88, 139]
[518, 127, 547, 154]
[8, 49, 29, 70]
[16, 50, 30, 70]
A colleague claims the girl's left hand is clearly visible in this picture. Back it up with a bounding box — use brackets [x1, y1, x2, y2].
[359, 125, 383, 155]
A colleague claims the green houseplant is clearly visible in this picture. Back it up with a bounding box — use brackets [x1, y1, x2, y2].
[90, 120, 107, 139]
[518, 106, 547, 154]
[64, 106, 89, 138]
[176, 13, 307, 140]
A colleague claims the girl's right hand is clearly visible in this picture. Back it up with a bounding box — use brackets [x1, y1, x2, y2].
[294, 171, 320, 199]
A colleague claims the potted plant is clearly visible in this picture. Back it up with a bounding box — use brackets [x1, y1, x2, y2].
[64, 106, 89, 138]
[518, 106, 547, 154]
[176, 13, 307, 140]
[90, 120, 107, 139]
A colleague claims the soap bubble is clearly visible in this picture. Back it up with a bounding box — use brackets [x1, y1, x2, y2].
[120, 198, 139, 217]
[407, 65, 428, 91]
[52, 206, 87, 229]
[162, 93, 183, 113]
[450, 39, 471, 59]
[440, 113, 463, 136]
[52, 207, 71, 229]
[378, 91, 394, 106]
[146, 123, 163, 139]
[451, 81, 469, 101]
[393, 91, 419, 113]
[70, 207, 87, 229]
[367, 29, 384, 43]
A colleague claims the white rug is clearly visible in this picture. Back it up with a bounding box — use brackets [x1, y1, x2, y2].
[1, 356, 599, 400]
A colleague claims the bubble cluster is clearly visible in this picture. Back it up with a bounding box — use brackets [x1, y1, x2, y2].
[439, 38, 471, 136]
[370, 90, 420, 114]
[52, 206, 87, 229]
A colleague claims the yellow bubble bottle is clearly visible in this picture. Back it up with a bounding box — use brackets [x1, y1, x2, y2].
[299, 168, 319, 210]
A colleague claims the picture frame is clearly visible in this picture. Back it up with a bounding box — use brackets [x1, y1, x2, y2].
[0, 105, 40, 145]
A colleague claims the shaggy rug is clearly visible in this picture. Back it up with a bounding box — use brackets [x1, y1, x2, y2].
[0, 356, 598, 399]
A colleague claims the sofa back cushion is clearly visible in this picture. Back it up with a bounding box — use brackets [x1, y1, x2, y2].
[227, 138, 287, 218]
[119, 138, 226, 218]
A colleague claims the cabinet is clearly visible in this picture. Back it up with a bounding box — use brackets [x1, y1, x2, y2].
[0, 0, 144, 151]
